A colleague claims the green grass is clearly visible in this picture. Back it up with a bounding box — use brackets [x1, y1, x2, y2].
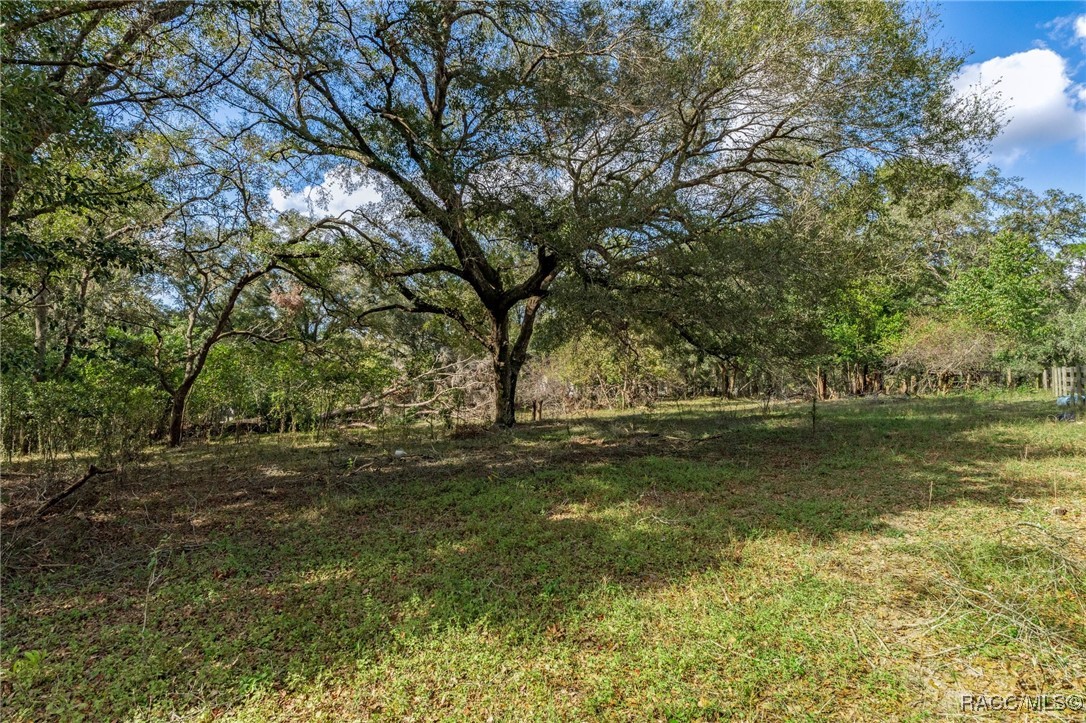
[2, 393, 1084, 720]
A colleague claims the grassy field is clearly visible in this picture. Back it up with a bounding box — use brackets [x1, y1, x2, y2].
[2, 393, 1084, 721]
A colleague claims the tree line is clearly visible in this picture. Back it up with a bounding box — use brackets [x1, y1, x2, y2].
[2, 0, 1083, 460]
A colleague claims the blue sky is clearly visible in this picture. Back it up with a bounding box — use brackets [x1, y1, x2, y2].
[926, 1, 1086, 196]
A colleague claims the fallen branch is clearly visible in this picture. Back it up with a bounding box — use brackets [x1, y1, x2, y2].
[319, 358, 485, 422]
[36, 465, 116, 516]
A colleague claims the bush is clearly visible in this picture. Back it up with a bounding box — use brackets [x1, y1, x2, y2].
[890, 314, 1002, 379]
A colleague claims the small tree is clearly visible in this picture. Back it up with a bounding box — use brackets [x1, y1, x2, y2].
[890, 315, 1002, 386]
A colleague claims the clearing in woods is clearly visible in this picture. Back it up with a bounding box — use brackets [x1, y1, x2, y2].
[2, 393, 1084, 720]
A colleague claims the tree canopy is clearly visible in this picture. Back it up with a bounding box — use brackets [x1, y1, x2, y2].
[214, 0, 997, 424]
[1, 0, 1082, 456]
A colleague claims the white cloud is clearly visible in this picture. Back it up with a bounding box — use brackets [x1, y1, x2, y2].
[954, 48, 1086, 165]
[269, 167, 379, 218]
[1075, 15, 1086, 41]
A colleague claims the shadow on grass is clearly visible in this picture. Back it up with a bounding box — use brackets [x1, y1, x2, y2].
[0, 394, 1068, 718]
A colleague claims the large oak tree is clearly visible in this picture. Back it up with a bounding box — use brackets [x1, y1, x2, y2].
[224, 0, 992, 426]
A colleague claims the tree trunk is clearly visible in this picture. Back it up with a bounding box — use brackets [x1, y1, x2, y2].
[485, 294, 546, 428]
[490, 309, 520, 427]
[32, 285, 48, 381]
[492, 358, 519, 427]
[167, 381, 195, 448]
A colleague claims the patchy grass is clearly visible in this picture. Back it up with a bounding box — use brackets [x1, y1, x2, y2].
[2, 393, 1084, 721]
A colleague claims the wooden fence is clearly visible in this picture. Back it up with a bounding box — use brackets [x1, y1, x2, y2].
[1052, 366, 1086, 403]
